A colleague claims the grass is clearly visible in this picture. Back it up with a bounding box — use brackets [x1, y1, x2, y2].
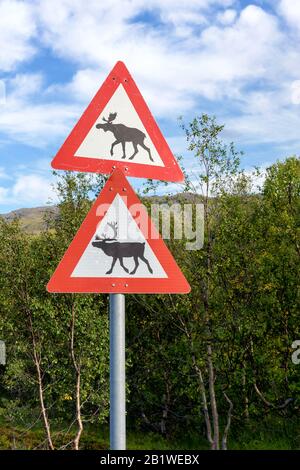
[0, 411, 299, 450]
[230, 416, 300, 450]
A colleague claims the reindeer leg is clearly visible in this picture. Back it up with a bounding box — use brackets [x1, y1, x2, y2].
[111, 140, 119, 156]
[121, 141, 126, 159]
[129, 143, 138, 160]
[139, 141, 154, 162]
[106, 257, 117, 274]
[140, 255, 153, 274]
[130, 256, 139, 275]
[119, 257, 129, 273]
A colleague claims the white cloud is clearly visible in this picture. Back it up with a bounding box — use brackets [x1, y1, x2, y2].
[291, 80, 300, 105]
[12, 174, 55, 203]
[0, 0, 300, 163]
[225, 107, 300, 146]
[0, 0, 36, 71]
[0, 186, 8, 203]
[46, 68, 104, 103]
[199, 6, 282, 83]
[0, 173, 56, 207]
[0, 167, 11, 180]
[34, 3, 287, 119]
[0, 73, 80, 147]
[35, 0, 236, 61]
[278, 0, 300, 32]
[0, 101, 79, 147]
[217, 8, 237, 25]
[0, 80, 5, 105]
[217, 76, 300, 146]
[9, 73, 43, 99]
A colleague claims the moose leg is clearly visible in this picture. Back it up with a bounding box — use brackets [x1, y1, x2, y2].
[139, 141, 154, 162]
[119, 257, 129, 273]
[130, 256, 139, 275]
[121, 141, 126, 159]
[140, 255, 153, 274]
[129, 143, 138, 160]
[110, 140, 120, 156]
[106, 257, 117, 274]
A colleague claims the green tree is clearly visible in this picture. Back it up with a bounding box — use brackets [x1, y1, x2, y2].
[0, 172, 110, 449]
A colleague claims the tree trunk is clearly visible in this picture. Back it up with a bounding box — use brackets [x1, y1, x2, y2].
[204, 171, 220, 450]
[28, 313, 54, 450]
[207, 342, 219, 450]
[242, 366, 249, 420]
[70, 302, 83, 450]
[184, 318, 215, 448]
[160, 373, 171, 436]
[191, 352, 213, 447]
[73, 366, 83, 450]
[221, 392, 233, 450]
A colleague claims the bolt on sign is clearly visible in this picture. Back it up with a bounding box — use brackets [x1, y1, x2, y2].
[47, 170, 190, 294]
[51, 61, 184, 182]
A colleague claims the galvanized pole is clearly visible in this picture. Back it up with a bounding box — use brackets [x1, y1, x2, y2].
[109, 293, 126, 450]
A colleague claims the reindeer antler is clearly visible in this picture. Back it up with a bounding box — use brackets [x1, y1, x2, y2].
[102, 112, 117, 123]
[95, 221, 118, 241]
[107, 221, 118, 239]
[95, 234, 108, 241]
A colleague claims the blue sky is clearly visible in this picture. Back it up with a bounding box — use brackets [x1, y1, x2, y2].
[0, 0, 300, 212]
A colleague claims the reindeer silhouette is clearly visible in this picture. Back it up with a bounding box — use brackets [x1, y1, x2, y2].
[92, 221, 153, 275]
[95, 112, 154, 162]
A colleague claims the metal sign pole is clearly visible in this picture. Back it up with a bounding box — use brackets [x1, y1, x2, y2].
[109, 293, 126, 450]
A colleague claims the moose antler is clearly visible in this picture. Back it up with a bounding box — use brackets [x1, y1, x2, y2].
[103, 112, 117, 123]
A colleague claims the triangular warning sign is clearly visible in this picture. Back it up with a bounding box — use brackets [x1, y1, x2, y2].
[51, 61, 184, 183]
[47, 170, 190, 293]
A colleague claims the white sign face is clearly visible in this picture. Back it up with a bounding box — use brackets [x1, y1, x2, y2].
[74, 84, 164, 167]
[71, 194, 167, 278]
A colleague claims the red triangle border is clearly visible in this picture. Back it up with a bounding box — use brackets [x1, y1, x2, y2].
[51, 61, 184, 183]
[47, 170, 190, 294]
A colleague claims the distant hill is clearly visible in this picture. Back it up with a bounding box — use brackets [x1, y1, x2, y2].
[1, 206, 59, 234]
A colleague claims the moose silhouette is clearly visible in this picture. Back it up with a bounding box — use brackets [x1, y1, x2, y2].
[92, 221, 153, 275]
[95, 112, 154, 162]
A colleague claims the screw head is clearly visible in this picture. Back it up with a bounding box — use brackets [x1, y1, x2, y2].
[112, 165, 116, 169]
[124, 283, 128, 287]
[112, 283, 116, 287]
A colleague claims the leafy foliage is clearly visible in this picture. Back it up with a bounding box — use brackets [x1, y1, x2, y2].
[0, 119, 299, 449]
